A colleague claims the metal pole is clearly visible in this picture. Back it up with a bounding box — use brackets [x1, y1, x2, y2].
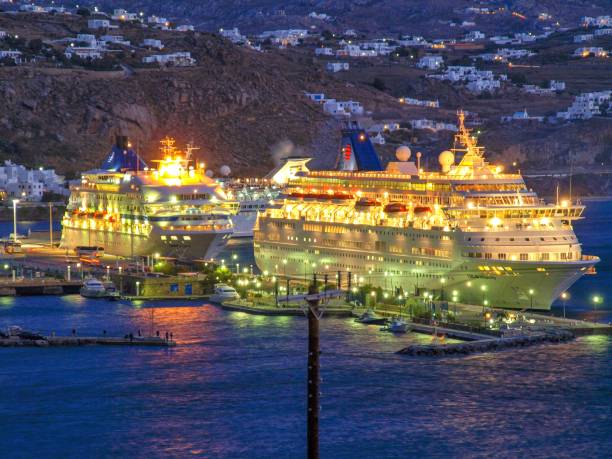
[49, 202, 53, 247]
[306, 281, 320, 459]
[12, 200, 18, 243]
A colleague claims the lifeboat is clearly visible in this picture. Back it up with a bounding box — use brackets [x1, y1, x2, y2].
[355, 197, 381, 208]
[384, 202, 408, 213]
[289, 192, 352, 200]
[413, 206, 432, 214]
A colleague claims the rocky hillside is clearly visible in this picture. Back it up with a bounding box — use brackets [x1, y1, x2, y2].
[0, 14, 354, 176]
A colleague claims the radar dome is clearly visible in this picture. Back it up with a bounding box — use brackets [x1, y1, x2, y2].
[220, 165, 231, 177]
[438, 150, 455, 173]
[205, 170, 214, 178]
[395, 145, 411, 162]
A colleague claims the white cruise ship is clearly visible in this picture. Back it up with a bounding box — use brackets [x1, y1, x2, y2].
[61, 137, 236, 260]
[254, 113, 599, 310]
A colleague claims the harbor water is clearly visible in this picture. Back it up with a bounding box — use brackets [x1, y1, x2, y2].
[0, 201, 611, 457]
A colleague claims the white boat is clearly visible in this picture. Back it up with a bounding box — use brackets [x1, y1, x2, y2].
[356, 309, 387, 325]
[80, 278, 108, 298]
[209, 283, 240, 302]
[382, 317, 409, 333]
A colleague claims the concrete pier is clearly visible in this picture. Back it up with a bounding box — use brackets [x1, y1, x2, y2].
[0, 335, 176, 347]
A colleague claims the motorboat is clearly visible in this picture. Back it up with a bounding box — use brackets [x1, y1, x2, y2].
[103, 281, 121, 300]
[80, 278, 109, 298]
[355, 309, 387, 325]
[381, 317, 409, 333]
[209, 283, 240, 303]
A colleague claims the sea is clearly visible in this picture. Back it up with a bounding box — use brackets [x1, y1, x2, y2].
[0, 201, 611, 458]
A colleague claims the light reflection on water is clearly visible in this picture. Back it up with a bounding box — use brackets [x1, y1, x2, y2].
[0, 296, 610, 457]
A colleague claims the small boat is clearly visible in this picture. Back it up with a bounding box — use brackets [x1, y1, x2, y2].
[210, 283, 240, 303]
[80, 278, 109, 298]
[381, 317, 409, 333]
[103, 281, 121, 300]
[355, 309, 387, 325]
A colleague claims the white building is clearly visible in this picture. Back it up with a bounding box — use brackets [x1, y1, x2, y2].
[111, 9, 138, 22]
[417, 55, 444, 70]
[87, 19, 110, 30]
[326, 62, 349, 72]
[0, 161, 66, 201]
[0, 50, 22, 64]
[410, 119, 457, 132]
[315, 47, 333, 56]
[148, 16, 168, 25]
[594, 28, 612, 36]
[305, 93, 327, 104]
[574, 47, 608, 58]
[0, 30, 7, 39]
[100, 35, 131, 46]
[219, 28, 246, 44]
[176, 25, 195, 32]
[557, 90, 612, 120]
[141, 38, 164, 50]
[501, 109, 544, 123]
[143, 52, 196, 66]
[260, 29, 307, 47]
[323, 99, 364, 116]
[574, 34, 594, 43]
[399, 97, 439, 108]
[64, 47, 103, 60]
[308, 12, 332, 21]
[464, 30, 485, 41]
[550, 80, 566, 91]
[581, 16, 611, 28]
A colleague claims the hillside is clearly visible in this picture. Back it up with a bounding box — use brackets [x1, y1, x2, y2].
[0, 12, 354, 175]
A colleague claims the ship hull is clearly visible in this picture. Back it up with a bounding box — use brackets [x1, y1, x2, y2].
[254, 220, 597, 311]
[61, 226, 231, 261]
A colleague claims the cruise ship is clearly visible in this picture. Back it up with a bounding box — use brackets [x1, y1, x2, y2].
[254, 113, 599, 310]
[61, 137, 236, 260]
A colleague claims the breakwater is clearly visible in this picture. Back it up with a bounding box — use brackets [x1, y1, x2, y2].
[397, 329, 575, 356]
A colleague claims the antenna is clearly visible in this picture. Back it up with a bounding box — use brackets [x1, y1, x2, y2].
[185, 141, 200, 161]
[569, 153, 574, 204]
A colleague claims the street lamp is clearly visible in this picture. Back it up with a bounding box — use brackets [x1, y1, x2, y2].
[136, 281, 141, 297]
[528, 288, 535, 311]
[560, 292, 569, 318]
[592, 295, 603, 311]
[12, 199, 19, 242]
[481, 285, 487, 315]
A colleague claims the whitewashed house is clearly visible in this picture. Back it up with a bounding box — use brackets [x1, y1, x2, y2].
[464, 30, 485, 41]
[0, 161, 66, 201]
[323, 99, 364, 116]
[326, 62, 349, 72]
[111, 9, 138, 22]
[0, 50, 22, 64]
[305, 93, 327, 104]
[315, 47, 333, 56]
[65, 46, 103, 60]
[88, 19, 111, 30]
[0, 31, 7, 39]
[148, 16, 168, 25]
[219, 28, 246, 44]
[417, 55, 444, 70]
[399, 97, 439, 108]
[501, 109, 544, 122]
[141, 39, 164, 50]
[574, 34, 594, 43]
[594, 28, 612, 36]
[100, 35, 131, 46]
[557, 91, 612, 120]
[410, 119, 457, 132]
[176, 25, 195, 32]
[143, 52, 196, 66]
[574, 47, 608, 58]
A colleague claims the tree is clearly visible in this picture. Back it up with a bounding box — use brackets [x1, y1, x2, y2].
[509, 72, 527, 86]
[372, 77, 387, 91]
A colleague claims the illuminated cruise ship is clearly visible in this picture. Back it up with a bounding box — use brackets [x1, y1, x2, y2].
[254, 113, 599, 310]
[61, 137, 236, 260]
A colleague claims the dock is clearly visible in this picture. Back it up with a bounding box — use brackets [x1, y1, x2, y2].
[0, 278, 82, 296]
[1, 335, 176, 347]
[220, 299, 354, 317]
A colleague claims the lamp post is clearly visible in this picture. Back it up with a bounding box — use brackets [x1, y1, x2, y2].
[528, 288, 535, 312]
[481, 284, 487, 316]
[592, 295, 603, 311]
[136, 281, 141, 297]
[12, 199, 19, 243]
[560, 292, 569, 318]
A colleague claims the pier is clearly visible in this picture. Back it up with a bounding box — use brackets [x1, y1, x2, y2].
[0, 278, 82, 295]
[1, 334, 176, 347]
